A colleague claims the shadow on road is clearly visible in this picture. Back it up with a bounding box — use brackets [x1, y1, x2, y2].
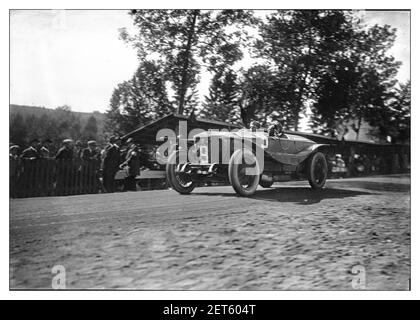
[327, 180, 410, 193]
[192, 187, 375, 205]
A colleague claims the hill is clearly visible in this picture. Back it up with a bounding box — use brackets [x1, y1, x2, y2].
[10, 104, 106, 130]
[10, 104, 107, 147]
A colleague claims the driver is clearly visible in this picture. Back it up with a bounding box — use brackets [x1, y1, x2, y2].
[249, 120, 260, 132]
[268, 121, 286, 138]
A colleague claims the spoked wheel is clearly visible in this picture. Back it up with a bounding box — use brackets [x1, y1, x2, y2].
[307, 152, 328, 190]
[228, 149, 261, 197]
[166, 151, 196, 194]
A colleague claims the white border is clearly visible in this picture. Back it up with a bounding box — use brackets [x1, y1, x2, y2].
[1, 0, 417, 300]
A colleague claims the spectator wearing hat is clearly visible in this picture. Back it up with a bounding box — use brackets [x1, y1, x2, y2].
[55, 139, 74, 160]
[55, 139, 75, 195]
[10, 145, 20, 197]
[10, 145, 19, 160]
[40, 139, 53, 158]
[19, 139, 42, 197]
[81, 140, 100, 162]
[39, 139, 54, 195]
[21, 139, 41, 159]
[75, 140, 84, 160]
[120, 138, 141, 192]
[102, 136, 122, 193]
[81, 140, 100, 193]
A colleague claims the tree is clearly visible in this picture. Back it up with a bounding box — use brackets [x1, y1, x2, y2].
[349, 24, 401, 140]
[41, 114, 60, 144]
[105, 84, 130, 136]
[232, 64, 307, 128]
[105, 60, 173, 135]
[310, 57, 360, 137]
[369, 81, 410, 143]
[120, 9, 255, 114]
[83, 115, 98, 140]
[311, 21, 401, 140]
[236, 65, 278, 127]
[9, 105, 105, 151]
[10, 113, 27, 147]
[202, 69, 239, 122]
[258, 10, 355, 130]
[51, 105, 83, 141]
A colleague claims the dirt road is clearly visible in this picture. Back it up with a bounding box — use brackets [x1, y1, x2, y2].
[10, 174, 410, 290]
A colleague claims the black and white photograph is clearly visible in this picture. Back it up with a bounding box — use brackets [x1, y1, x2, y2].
[7, 6, 413, 296]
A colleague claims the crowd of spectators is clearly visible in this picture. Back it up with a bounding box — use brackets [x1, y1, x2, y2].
[9, 136, 144, 197]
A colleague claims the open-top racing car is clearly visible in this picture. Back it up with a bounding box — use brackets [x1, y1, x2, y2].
[166, 128, 331, 197]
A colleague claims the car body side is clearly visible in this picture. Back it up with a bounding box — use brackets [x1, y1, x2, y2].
[188, 130, 331, 180]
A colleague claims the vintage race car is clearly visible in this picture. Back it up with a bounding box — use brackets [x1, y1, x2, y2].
[166, 129, 331, 197]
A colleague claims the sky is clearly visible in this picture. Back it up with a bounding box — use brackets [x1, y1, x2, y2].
[10, 10, 410, 113]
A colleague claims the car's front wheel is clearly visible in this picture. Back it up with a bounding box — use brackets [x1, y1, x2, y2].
[228, 149, 261, 197]
[166, 151, 196, 194]
[307, 151, 328, 190]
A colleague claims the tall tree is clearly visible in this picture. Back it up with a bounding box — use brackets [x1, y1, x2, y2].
[105, 60, 173, 135]
[369, 80, 410, 143]
[83, 115, 98, 140]
[236, 65, 280, 127]
[120, 9, 255, 114]
[258, 10, 354, 130]
[233, 64, 306, 128]
[10, 113, 27, 146]
[202, 69, 239, 122]
[311, 21, 401, 140]
[53, 105, 83, 140]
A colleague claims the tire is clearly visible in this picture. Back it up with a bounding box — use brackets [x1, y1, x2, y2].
[166, 151, 196, 194]
[259, 180, 274, 188]
[228, 149, 260, 197]
[307, 151, 328, 190]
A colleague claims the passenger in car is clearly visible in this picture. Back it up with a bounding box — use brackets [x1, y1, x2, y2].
[268, 121, 287, 138]
[249, 120, 260, 132]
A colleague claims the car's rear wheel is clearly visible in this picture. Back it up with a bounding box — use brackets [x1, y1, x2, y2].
[166, 151, 196, 194]
[307, 151, 328, 190]
[228, 149, 260, 197]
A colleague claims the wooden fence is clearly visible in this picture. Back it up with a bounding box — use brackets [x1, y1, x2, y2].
[9, 143, 410, 199]
[10, 158, 100, 198]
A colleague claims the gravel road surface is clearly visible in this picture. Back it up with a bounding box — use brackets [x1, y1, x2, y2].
[10, 174, 410, 290]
